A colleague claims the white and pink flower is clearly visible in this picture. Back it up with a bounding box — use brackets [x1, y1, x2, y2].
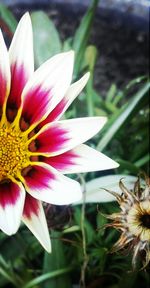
[0, 13, 118, 251]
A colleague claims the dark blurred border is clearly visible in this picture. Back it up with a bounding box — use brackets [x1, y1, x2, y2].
[1, 0, 149, 32]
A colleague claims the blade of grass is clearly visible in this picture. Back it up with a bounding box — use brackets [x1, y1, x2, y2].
[97, 82, 150, 151]
[23, 267, 72, 288]
[42, 231, 71, 288]
[116, 159, 139, 174]
[73, 0, 99, 77]
[106, 84, 117, 103]
[85, 45, 98, 116]
[134, 154, 150, 167]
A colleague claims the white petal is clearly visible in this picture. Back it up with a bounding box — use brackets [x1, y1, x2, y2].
[9, 12, 34, 76]
[46, 144, 119, 173]
[20, 51, 74, 126]
[58, 72, 90, 119]
[37, 72, 90, 126]
[23, 163, 82, 205]
[74, 175, 138, 204]
[34, 116, 107, 156]
[0, 29, 11, 105]
[0, 181, 25, 235]
[22, 195, 51, 252]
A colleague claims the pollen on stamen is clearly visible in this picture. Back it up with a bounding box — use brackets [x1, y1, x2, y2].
[0, 124, 32, 181]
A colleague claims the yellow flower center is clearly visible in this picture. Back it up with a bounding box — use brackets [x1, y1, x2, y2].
[127, 202, 150, 241]
[0, 124, 30, 182]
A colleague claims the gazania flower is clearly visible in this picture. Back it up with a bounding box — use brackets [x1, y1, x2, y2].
[105, 176, 150, 269]
[0, 13, 118, 252]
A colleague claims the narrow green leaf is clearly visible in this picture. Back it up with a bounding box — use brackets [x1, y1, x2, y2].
[31, 11, 62, 67]
[117, 159, 139, 174]
[106, 84, 117, 103]
[42, 231, 71, 288]
[85, 45, 98, 116]
[74, 207, 96, 244]
[73, 0, 99, 76]
[63, 225, 80, 233]
[0, 4, 17, 34]
[97, 82, 150, 151]
[0, 267, 16, 286]
[125, 75, 147, 90]
[134, 154, 150, 167]
[23, 267, 72, 288]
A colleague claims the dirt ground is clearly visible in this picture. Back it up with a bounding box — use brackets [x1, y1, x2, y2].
[10, 2, 149, 96]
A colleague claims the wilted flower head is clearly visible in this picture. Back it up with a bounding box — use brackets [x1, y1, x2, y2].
[0, 13, 118, 251]
[105, 176, 150, 269]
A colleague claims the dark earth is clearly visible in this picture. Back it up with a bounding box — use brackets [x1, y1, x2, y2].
[1, 0, 149, 96]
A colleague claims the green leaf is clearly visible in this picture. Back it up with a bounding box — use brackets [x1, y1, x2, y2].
[74, 207, 96, 244]
[23, 267, 72, 288]
[84, 45, 98, 71]
[0, 4, 17, 34]
[106, 84, 117, 103]
[73, 0, 99, 76]
[85, 45, 98, 116]
[31, 11, 62, 67]
[42, 231, 71, 288]
[97, 82, 150, 151]
[125, 75, 147, 90]
[134, 153, 150, 167]
[117, 159, 139, 174]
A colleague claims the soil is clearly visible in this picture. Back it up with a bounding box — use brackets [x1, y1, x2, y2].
[5, 1, 149, 96]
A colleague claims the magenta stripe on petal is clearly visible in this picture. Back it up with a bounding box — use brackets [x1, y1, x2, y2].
[43, 150, 78, 171]
[21, 85, 52, 125]
[7, 64, 28, 109]
[35, 126, 69, 154]
[38, 98, 67, 129]
[23, 194, 39, 219]
[0, 73, 7, 107]
[24, 165, 55, 190]
[0, 181, 20, 208]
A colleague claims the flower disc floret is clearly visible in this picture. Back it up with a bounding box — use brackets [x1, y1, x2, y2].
[106, 177, 150, 269]
[126, 201, 150, 241]
[0, 124, 29, 181]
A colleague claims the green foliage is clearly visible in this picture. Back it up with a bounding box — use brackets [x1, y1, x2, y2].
[0, 4, 17, 33]
[31, 11, 62, 67]
[0, 1, 149, 288]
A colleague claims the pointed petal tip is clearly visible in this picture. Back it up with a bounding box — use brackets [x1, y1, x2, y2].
[67, 50, 75, 56]
[85, 71, 90, 80]
[64, 50, 75, 62]
[22, 196, 52, 252]
[107, 161, 120, 170]
[99, 116, 107, 124]
[80, 71, 90, 85]
[87, 116, 108, 132]
[113, 161, 120, 169]
[39, 234, 51, 253]
[14, 12, 32, 37]
[69, 50, 75, 63]
[20, 11, 31, 23]
[45, 241, 52, 253]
